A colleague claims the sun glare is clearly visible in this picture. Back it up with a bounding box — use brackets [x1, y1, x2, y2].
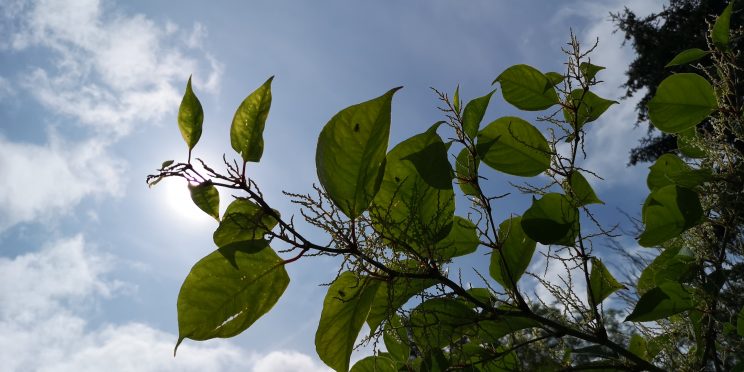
[159, 179, 216, 225]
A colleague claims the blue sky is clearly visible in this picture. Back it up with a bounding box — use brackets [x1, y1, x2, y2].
[0, 0, 666, 370]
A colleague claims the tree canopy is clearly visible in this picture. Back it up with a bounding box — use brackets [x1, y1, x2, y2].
[148, 6, 744, 371]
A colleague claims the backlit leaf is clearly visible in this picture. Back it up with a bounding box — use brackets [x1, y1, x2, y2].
[646, 153, 710, 191]
[494, 64, 559, 111]
[160, 160, 174, 169]
[176, 241, 288, 352]
[476, 116, 551, 177]
[432, 216, 480, 260]
[188, 181, 220, 221]
[629, 334, 649, 360]
[579, 62, 605, 81]
[676, 128, 706, 158]
[213, 198, 279, 248]
[477, 315, 540, 342]
[647, 73, 716, 133]
[545, 72, 564, 86]
[588, 258, 625, 305]
[462, 90, 495, 139]
[410, 298, 477, 349]
[316, 88, 400, 219]
[367, 276, 436, 333]
[564, 171, 603, 206]
[521, 193, 579, 246]
[490, 216, 536, 290]
[231, 76, 273, 162]
[712, 1, 734, 50]
[638, 185, 703, 247]
[383, 315, 410, 363]
[455, 148, 479, 196]
[316, 272, 380, 372]
[350, 356, 396, 372]
[563, 89, 617, 127]
[665, 48, 711, 67]
[637, 246, 695, 295]
[625, 281, 696, 322]
[372, 126, 454, 250]
[177, 76, 204, 150]
[453, 85, 461, 113]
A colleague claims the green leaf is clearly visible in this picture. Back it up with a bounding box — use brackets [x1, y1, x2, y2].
[625, 281, 695, 322]
[712, 1, 734, 50]
[647, 73, 717, 133]
[367, 276, 436, 333]
[420, 349, 451, 371]
[160, 160, 174, 169]
[545, 71, 564, 86]
[629, 333, 649, 360]
[476, 116, 551, 177]
[579, 62, 605, 81]
[231, 76, 273, 162]
[738, 307, 744, 336]
[588, 258, 625, 305]
[316, 272, 380, 372]
[646, 153, 710, 191]
[383, 315, 410, 363]
[410, 298, 477, 349]
[188, 181, 220, 221]
[564, 171, 603, 206]
[490, 216, 536, 290]
[563, 89, 617, 127]
[521, 193, 579, 246]
[213, 198, 279, 248]
[638, 185, 703, 247]
[372, 126, 454, 250]
[676, 128, 706, 158]
[464, 288, 494, 307]
[432, 216, 480, 260]
[637, 246, 695, 295]
[316, 87, 400, 219]
[177, 76, 204, 150]
[494, 64, 560, 111]
[176, 241, 288, 352]
[665, 48, 711, 67]
[350, 356, 397, 372]
[455, 148, 480, 196]
[647, 154, 690, 191]
[453, 85, 461, 113]
[147, 175, 164, 188]
[477, 315, 540, 342]
[462, 90, 495, 139]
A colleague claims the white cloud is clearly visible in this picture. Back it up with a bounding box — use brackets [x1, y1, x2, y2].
[0, 134, 124, 230]
[2, 0, 221, 137]
[0, 235, 329, 372]
[548, 0, 666, 189]
[0, 76, 14, 100]
[528, 244, 588, 310]
[0, 0, 223, 231]
[253, 351, 331, 372]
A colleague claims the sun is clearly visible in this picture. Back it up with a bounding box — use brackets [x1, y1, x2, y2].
[158, 179, 217, 225]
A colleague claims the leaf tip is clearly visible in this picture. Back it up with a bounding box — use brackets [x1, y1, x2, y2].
[174, 337, 184, 356]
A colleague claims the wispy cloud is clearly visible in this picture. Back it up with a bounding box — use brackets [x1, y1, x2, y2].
[4, 0, 221, 137]
[0, 0, 221, 231]
[0, 76, 13, 100]
[0, 235, 329, 372]
[0, 133, 124, 230]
